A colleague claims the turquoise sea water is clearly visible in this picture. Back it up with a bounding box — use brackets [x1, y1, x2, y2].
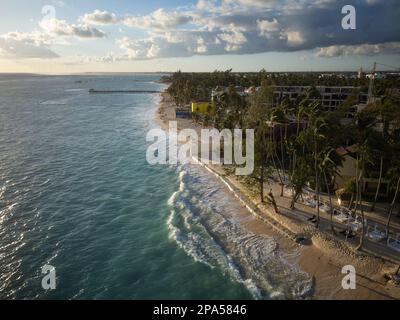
[0, 74, 311, 299]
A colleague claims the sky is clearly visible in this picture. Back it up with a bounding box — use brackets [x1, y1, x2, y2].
[0, 0, 399, 74]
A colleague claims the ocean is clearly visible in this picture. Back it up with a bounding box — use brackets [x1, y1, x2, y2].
[0, 74, 312, 299]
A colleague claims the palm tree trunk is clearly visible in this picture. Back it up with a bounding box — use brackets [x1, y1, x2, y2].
[272, 154, 284, 196]
[371, 156, 383, 212]
[270, 128, 285, 197]
[274, 127, 286, 197]
[353, 158, 360, 215]
[348, 193, 354, 210]
[290, 188, 300, 210]
[357, 166, 365, 251]
[268, 190, 279, 214]
[314, 138, 320, 228]
[324, 170, 337, 236]
[385, 176, 400, 235]
[260, 159, 265, 203]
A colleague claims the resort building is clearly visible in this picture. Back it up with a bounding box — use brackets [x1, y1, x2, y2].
[212, 85, 369, 116]
[335, 145, 390, 197]
[273, 86, 368, 113]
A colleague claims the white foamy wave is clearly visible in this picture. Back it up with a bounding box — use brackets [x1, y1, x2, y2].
[166, 209, 213, 268]
[167, 170, 186, 206]
[0, 185, 6, 198]
[166, 164, 313, 299]
[166, 171, 264, 298]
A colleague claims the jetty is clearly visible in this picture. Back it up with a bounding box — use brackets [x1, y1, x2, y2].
[89, 89, 162, 94]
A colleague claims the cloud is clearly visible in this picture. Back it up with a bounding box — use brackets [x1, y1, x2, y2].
[316, 42, 400, 57]
[0, 32, 59, 59]
[82, 10, 119, 25]
[0, 16, 107, 59]
[227, 0, 277, 8]
[285, 30, 305, 47]
[123, 8, 192, 30]
[70, 0, 400, 62]
[195, 37, 208, 53]
[105, 0, 398, 60]
[218, 30, 247, 51]
[257, 18, 280, 37]
[39, 18, 106, 38]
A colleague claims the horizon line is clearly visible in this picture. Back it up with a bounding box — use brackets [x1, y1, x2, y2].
[1, 69, 399, 76]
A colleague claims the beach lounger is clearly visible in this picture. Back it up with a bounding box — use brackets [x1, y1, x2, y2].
[320, 203, 331, 213]
[334, 212, 349, 223]
[366, 225, 386, 242]
[387, 234, 400, 252]
[304, 199, 317, 208]
[307, 215, 316, 222]
[347, 216, 363, 232]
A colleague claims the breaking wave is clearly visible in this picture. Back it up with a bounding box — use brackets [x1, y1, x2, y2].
[167, 164, 313, 300]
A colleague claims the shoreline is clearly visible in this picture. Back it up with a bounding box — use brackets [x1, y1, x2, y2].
[154, 91, 400, 300]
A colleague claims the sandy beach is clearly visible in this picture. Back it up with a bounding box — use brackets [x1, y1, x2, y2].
[155, 91, 400, 300]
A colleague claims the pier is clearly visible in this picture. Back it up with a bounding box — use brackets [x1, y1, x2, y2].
[89, 89, 162, 94]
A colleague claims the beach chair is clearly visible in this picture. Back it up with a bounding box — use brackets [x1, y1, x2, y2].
[347, 215, 363, 232]
[320, 203, 331, 213]
[304, 198, 317, 208]
[387, 234, 400, 252]
[366, 224, 386, 242]
[334, 211, 349, 223]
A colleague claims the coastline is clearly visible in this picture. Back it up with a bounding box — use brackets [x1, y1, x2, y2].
[155, 91, 400, 300]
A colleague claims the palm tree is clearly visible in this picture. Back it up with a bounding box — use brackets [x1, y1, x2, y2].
[355, 152, 365, 251]
[343, 178, 357, 210]
[385, 175, 400, 235]
[371, 156, 384, 212]
[245, 80, 273, 203]
[355, 143, 373, 251]
[320, 148, 338, 235]
[289, 130, 312, 210]
[312, 120, 326, 228]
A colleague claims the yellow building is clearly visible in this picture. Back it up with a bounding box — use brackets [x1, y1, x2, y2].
[191, 101, 215, 115]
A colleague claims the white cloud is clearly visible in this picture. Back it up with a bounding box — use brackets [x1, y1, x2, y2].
[225, 0, 277, 8]
[162, 32, 185, 44]
[257, 18, 280, 38]
[285, 30, 305, 47]
[73, 0, 400, 61]
[39, 18, 106, 38]
[196, 0, 218, 11]
[0, 32, 59, 59]
[195, 37, 208, 53]
[316, 42, 400, 57]
[123, 8, 192, 30]
[82, 10, 119, 25]
[0, 16, 106, 59]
